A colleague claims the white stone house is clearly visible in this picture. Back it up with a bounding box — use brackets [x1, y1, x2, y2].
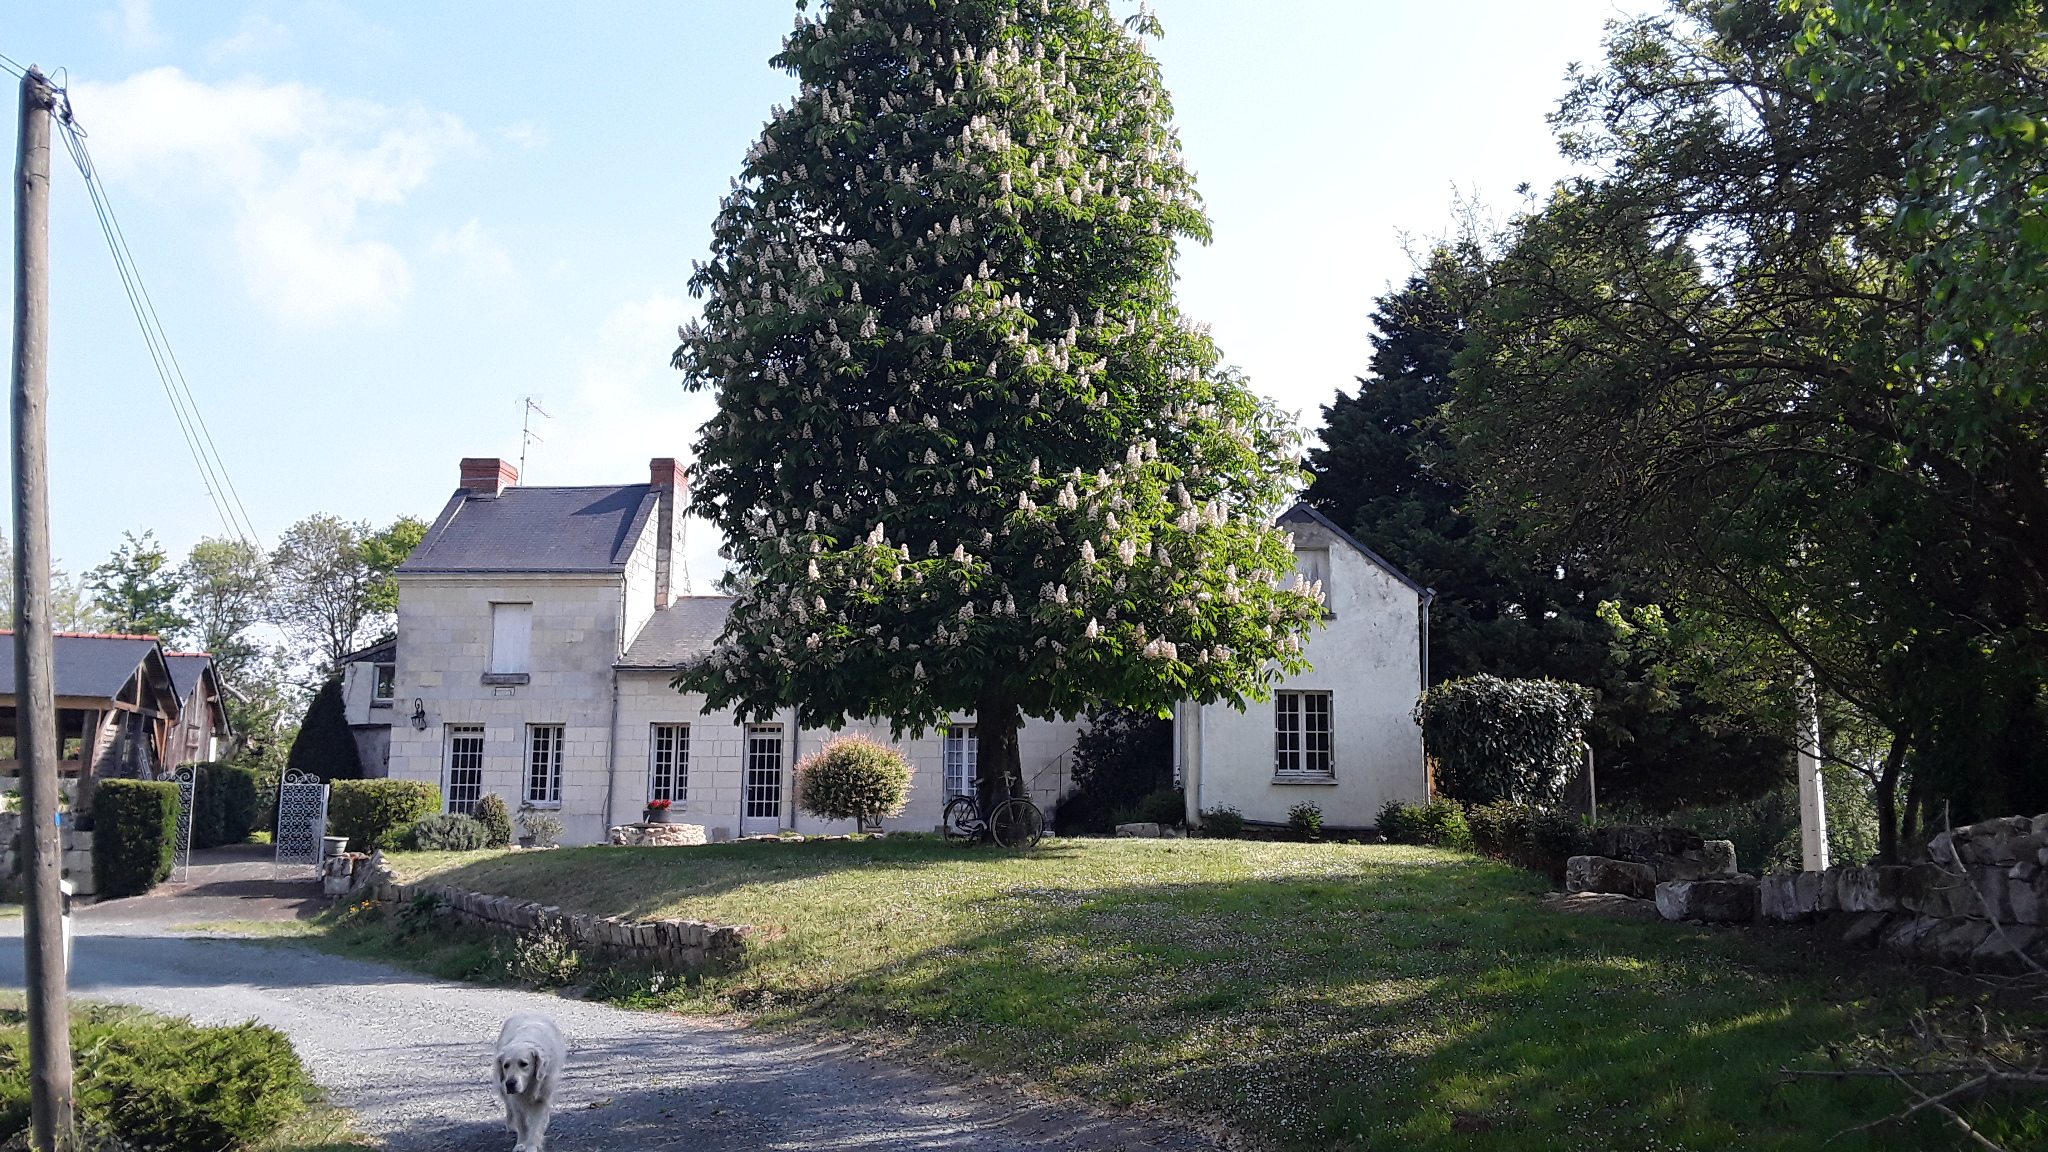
[358, 456, 1431, 845]
[1176, 504, 1434, 831]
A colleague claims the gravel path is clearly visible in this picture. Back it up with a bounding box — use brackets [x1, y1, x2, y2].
[0, 856, 1214, 1151]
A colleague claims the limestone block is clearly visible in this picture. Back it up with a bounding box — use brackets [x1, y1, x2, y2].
[1818, 868, 1842, 913]
[1566, 856, 1658, 900]
[1973, 866, 2011, 922]
[2033, 812, 2048, 838]
[1931, 918, 1994, 968]
[1758, 872, 1800, 922]
[1971, 924, 2043, 975]
[1115, 823, 1162, 838]
[2011, 879, 2048, 927]
[1541, 891, 1661, 921]
[1840, 911, 1891, 948]
[1901, 864, 1966, 918]
[1701, 841, 1738, 878]
[1655, 878, 1759, 923]
[1795, 870, 1827, 917]
[1879, 914, 1939, 956]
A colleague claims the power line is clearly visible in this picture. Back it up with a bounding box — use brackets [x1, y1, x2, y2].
[45, 82, 264, 553]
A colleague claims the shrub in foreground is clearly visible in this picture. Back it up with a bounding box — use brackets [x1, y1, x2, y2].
[1288, 802, 1324, 841]
[474, 792, 514, 849]
[1415, 674, 1595, 805]
[92, 780, 179, 899]
[1198, 806, 1247, 838]
[795, 735, 913, 824]
[1376, 799, 1473, 849]
[1467, 800, 1591, 881]
[0, 1008, 313, 1149]
[326, 779, 441, 852]
[410, 812, 489, 852]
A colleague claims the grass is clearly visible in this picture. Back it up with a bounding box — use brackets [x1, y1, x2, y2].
[303, 836, 2002, 1151]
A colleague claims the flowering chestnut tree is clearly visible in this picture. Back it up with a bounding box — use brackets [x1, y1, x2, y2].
[673, 0, 1322, 804]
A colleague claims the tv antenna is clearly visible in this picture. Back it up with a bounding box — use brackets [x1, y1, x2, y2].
[517, 395, 550, 482]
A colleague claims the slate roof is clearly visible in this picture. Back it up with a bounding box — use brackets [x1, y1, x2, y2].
[617, 597, 738, 670]
[338, 637, 397, 665]
[399, 485, 660, 574]
[0, 632, 163, 700]
[1278, 502, 1433, 599]
[162, 653, 217, 701]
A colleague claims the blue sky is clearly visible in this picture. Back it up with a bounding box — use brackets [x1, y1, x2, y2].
[4, 0, 1645, 590]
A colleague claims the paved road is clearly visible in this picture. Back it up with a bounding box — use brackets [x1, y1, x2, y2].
[0, 855, 1212, 1151]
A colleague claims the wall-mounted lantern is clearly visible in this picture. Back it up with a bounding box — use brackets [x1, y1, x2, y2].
[410, 698, 429, 730]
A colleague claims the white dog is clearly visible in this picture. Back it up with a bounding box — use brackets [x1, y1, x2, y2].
[493, 1014, 565, 1152]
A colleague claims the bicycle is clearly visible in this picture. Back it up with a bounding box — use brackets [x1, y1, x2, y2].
[942, 791, 1046, 848]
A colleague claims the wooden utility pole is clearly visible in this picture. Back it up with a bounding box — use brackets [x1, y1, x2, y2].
[12, 65, 77, 1151]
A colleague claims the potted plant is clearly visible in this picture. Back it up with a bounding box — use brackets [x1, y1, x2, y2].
[643, 797, 673, 824]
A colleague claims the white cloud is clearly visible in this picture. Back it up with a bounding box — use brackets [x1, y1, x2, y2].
[528, 292, 728, 589]
[72, 67, 474, 324]
[429, 218, 516, 282]
[101, 0, 164, 50]
[207, 13, 291, 60]
[500, 121, 549, 149]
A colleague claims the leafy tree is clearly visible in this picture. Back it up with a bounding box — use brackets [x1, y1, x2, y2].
[86, 530, 190, 641]
[360, 516, 429, 618]
[672, 0, 1320, 805]
[285, 678, 360, 781]
[0, 533, 110, 633]
[178, 537, 271, 682]
[1437, 0, 2048, 849]
[1305, 271, 1792, 810]
[1055, 706, 1171, 832]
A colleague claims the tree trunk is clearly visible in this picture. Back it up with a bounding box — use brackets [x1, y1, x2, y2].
[1901, 762, 1928, 854]
[1874, 733, 1908, 864]
[975, 691, 1023, 812]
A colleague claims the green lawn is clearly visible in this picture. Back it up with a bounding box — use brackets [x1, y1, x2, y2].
[334, 837, 1988, 1150]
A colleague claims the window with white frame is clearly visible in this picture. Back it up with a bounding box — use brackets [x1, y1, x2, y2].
[526, 724, 563, 805]
[745, 725, 783, 819]
[372, 663, 396, 701]
[943, 725, 977, 799]
[446, 725, 484, 814]
[650, 724, 689, 804]
[490, 603, 533, 675]
[1274, 691, 1334, 779]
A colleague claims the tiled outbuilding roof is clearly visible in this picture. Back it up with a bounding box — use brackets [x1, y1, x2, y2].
[617, 597, 738, 670]
[399, 485, 660, 574]
[0, 632, 168, 702]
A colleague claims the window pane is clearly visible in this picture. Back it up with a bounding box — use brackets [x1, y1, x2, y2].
[746, 725, 783, 819]
[650, 724, 689, 803]
[1274, 693, 1301, 774]
[1304, 693, 1333, 776]
[491, 603, 533, 674]
[373, 664, 395, 700]
[943, 725, 978, 799]
[446, 726, 484, 814]
[527, 725, 562, 804]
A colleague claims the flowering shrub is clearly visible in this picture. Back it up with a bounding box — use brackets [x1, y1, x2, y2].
[646, 798, 673, 811]
[795, 735, 913, 824]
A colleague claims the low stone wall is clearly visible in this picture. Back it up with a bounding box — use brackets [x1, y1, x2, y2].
[362, 878, 754, 969]
[1757, 815, 2048, 973]
[608, 822, 709, 847]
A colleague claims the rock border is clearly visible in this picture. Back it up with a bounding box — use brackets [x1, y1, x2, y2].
[361, 877, 754, 969]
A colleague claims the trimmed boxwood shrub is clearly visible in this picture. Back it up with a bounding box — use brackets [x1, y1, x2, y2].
[0, 1005, 314, 1148]
[93, 780, 179, 898]
[474, 792, 514, 849]
[794, 735, 913, 824]
[184, 765, 226, 850]
[410, 812, 488, 851]
[326, 779, 441, 852]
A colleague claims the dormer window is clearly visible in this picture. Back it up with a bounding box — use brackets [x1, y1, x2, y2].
[372, 663, 395, 702]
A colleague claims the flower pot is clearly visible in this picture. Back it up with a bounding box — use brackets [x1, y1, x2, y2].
[643, 807, 671, 824]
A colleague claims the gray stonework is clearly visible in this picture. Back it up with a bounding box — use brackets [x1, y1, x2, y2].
[608, 822, 709, 847]
[1565, 855, 1658, 900]
[365, 878, 752, 969]
[1654, 876, 1759, 923]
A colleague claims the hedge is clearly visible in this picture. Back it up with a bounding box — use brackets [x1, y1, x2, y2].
[1415, 675, 1596, 805]
[93, 780, 180, 899]
[326, 779, 441, 852]
[0, 1006, 314, 1149]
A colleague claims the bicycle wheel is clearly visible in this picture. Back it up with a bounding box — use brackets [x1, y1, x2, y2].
[942, 795, 982, 844]
[988, 798, 1045, 848]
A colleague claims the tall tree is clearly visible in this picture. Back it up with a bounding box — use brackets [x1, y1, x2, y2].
[86, 530, 190, 641]
[0, 534, 107, 633]
[178, 537, 271, 682]
[270, 515, 377, 671]
[673, 0, 1320, 803]
[360, 516, 429, 619]
[1306, 270, 1793, 809]
[1440, 0, 2048, 843]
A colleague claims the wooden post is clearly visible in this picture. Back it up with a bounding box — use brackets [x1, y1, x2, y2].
[11, 66, 77, 1150]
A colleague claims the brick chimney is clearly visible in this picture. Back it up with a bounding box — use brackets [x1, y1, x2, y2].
[459, 457, 518, 498]
[650, 458, 683, 608]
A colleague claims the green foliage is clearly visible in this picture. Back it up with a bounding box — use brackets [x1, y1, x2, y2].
[1286, 802, 1323, 841]
[671, 0, 1322, 803]
[1416, 675, 1595, 805]
[372, 821, 419, 852]
[177, 537, 271, 685]
[91, 780, 179, 899]
[1057, 707, 1173, 833]
[271, 514, 419, 672]
[0, 1006, 313, 1149]
[359, 516, 429, 618]
[212, 763, 260, 846]
[795, 735, 915, 823]
[1465, 801, 1589, 880]
[325, 779, 441, 852]
[518, 810, 563, 847]
[1304, 273, 1794, 811]
[408, 812, 489, 852]
[1375, 799, 1472, 850]
[473, 792, 514, 849]
[286, 678, 360, 780]
[1113, 787, 1184, 828]
[1197, 806, 1245, 838]
[86, 529, 190, 643]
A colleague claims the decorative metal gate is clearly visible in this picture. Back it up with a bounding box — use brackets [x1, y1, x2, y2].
[274, 770, 329, 880]
[171, 766, 197, 883]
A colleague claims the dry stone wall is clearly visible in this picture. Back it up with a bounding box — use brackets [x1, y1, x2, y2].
[362, 876, 753, 969]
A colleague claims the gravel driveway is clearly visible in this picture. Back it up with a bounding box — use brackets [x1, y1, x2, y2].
[0, 858, 1214, 1151]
